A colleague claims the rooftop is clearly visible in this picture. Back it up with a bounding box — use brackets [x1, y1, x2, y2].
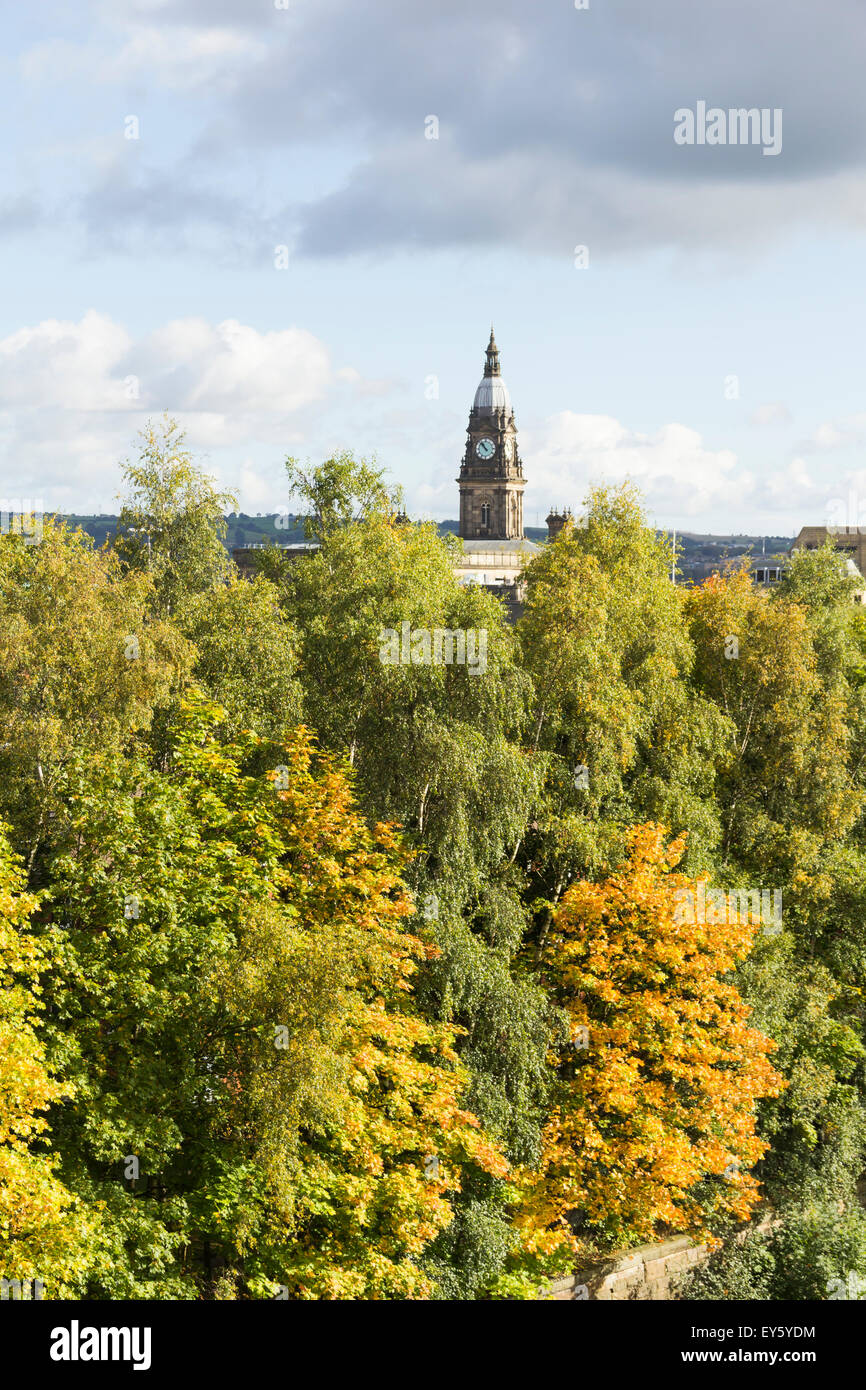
[459, 538, 541, 555]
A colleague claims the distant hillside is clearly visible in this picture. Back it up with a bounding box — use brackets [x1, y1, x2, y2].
[61, 514, 122, 549]
[671, 531, 793, 550]
[54, 514, 794, 580]
[60, 514, 551, 549]
[664, 533, 794, 584]
[58, 513, 308, 549]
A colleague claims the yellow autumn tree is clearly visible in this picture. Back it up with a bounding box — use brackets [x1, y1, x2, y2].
[0, 828, 95, 1291]
[202, 729, 510, 1299]
[523, 824, 784, 1256]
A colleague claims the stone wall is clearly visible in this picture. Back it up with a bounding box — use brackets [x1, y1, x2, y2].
[544, 1211, 780, 1301]
[545, 1236, 707, 1301]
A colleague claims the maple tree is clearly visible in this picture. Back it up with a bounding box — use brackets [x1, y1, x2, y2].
[523, 824, 784, 1254]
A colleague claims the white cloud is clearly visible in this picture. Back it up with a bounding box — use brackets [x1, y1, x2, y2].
[236, 458, 280, 513]
[1, 307, 858, 536]
[802, 415, 866, 452]
[749, 401, 791, 426]
[0, 311, 134, 409]
[20, 25, 265, 93]
[812, 423, 850, 450]
[0, 311, 364, 511]
[114, 25, 266, 91]
[747, 458, 866, 533]
[0, 312, 334, 418]
[132, 318, 333, 414]
[757, 455, 814, 506]
[521, 412, 749, 519]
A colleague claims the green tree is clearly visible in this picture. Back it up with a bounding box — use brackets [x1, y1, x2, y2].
[36, 694, 507, 1298]
[284, 450, 402, 543]
[681, 1199, 866, 1301]
[684, 565, 858, 876]
[272, 503, 554, 1296]
[0, 522, 187, 880]
[737, 936, 866, 1207]
[179, 575, 301, 744]
[115, 417, 236, 619]
[517, 488, 730, 957]
[684, 557, 866, 1267]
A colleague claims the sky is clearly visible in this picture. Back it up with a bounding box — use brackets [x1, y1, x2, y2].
[3, 0, 866, 533]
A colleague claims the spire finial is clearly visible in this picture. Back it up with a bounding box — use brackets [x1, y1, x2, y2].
[484, 325, 500, 377]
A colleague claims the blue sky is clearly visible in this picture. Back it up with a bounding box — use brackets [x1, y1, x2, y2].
[3, 0, 866, 533]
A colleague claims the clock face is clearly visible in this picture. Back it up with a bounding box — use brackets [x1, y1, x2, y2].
[475, 437, 495, 460]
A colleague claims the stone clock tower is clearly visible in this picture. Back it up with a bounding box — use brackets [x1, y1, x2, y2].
[458, 328, 525, 540]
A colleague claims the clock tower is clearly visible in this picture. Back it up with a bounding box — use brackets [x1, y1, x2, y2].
[458, 328, 525, 540]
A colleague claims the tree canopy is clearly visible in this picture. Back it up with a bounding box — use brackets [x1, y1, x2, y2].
[2, 431, 865, 1301]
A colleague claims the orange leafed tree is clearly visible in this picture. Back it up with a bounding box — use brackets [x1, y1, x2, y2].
[524, 823, 784, 1254]
[0, 827, 96, 1288]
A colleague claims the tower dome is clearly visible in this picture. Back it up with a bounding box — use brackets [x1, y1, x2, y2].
[473, 375, 512, 412]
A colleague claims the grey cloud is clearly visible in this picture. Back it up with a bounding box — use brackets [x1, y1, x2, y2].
[210, 0, 866, 171]
[27, 0, 866, 259]
[0, 195, 42, 236]
[76, 160, 282, 261]
[163, 0, 866, 255]
[94, 0, 282, 29]
[294, 139, 866, 261]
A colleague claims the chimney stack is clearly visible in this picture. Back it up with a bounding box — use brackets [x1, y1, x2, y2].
[546, 508, 572, 541]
